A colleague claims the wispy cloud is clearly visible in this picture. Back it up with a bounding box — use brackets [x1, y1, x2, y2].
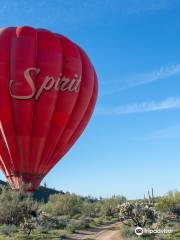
[138, 124, 180, 141]
[126, 64, 180, 87]
[101, 64, 180, 96]
[97, 97, 180, 115]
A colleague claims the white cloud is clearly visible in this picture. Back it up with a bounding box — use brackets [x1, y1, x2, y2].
[126, 64, 180, 87]
[101, 64, 180, 96]
[97, 97, 180, 115]
[138, 124, 180, 140]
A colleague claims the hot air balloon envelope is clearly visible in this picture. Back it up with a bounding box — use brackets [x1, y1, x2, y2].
[0, 26, 98, 191]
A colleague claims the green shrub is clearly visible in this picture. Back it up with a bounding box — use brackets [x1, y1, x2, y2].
[0, 187, 38, 226]
[100, 195, 126, 218]
[66, 223, 76, 234]
[156, 191, 180, 213]
[0, 224, 18, 236]
[41, 193, 83, 217]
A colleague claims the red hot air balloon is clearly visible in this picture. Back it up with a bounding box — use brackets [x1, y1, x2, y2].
[0, 26, 98, 191]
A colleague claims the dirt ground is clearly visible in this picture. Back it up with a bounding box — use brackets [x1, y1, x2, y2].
[69, 222, 123, 240]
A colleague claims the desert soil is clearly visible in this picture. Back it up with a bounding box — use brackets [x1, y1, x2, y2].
[69, 222, 123, 240]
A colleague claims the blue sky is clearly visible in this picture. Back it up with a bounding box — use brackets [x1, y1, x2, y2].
[0, 0, 180, 199]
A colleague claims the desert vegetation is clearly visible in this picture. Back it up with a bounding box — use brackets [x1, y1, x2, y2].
[0, 182, 179, 239]
[119, 189, 180, 240]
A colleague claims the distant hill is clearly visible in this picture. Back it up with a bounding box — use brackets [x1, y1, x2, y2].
[0, 180, 64, 202]
[0, 180, 6, 186]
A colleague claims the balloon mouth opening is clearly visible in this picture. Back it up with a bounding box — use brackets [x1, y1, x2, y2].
[6, 173, 43, 192]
